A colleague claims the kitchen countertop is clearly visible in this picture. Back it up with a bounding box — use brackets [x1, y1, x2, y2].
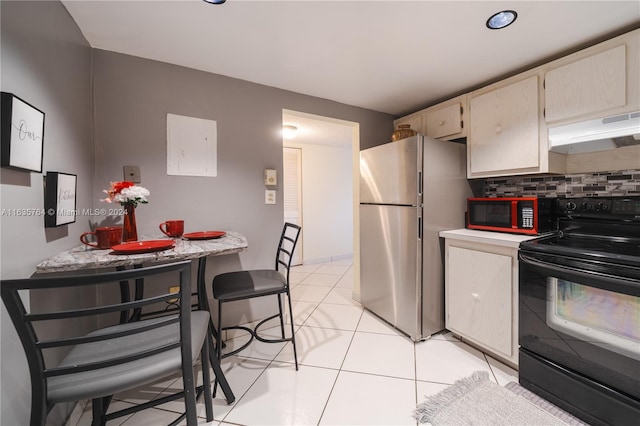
[35, 231, 248, 273]
[439, 228, 549, 249]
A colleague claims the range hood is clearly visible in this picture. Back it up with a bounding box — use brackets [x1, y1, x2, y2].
[549, 111, 640, 154]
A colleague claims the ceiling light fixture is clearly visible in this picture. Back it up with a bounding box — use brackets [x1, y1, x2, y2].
[283, 125, 298, 139]
[202, 0, 226, 4]
[486, 10, 517, 30]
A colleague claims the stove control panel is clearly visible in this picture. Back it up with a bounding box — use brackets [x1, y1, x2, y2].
[612, 198, 640, 215]
[556, 197, 640, 220]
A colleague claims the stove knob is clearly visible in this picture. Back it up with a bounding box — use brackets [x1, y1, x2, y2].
[597, 202, 609, 211]
[581, 202, 591, 210]
[566, 201, 577, 211]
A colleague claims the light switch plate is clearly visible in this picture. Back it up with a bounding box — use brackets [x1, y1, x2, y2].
[123, 166, 141, 183]
[265, 190, 276, 204]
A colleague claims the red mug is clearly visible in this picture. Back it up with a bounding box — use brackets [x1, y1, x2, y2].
[80, 227, 123, 249]
[159, 220, 184, 237]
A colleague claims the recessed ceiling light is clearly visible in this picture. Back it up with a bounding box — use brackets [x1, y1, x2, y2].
[202, 0, 226, 4]
[486, 10, 517, 30]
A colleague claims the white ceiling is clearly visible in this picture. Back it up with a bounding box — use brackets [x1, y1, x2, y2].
[61, 0, 640, 145]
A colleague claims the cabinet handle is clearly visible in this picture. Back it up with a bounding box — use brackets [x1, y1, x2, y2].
[472, 293, 479, 301]
[438, 120, 445, 126]
[495, 125, 502, 133]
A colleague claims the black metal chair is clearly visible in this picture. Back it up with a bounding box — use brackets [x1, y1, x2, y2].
[1, 260, 213, 426]
[212, 223, 301, 369]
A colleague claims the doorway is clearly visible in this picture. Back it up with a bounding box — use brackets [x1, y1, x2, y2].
[282, 110, 360, 281]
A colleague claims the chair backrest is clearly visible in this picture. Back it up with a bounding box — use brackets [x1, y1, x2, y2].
[1, 260, 193, 412]
[275, 222, 301, 286]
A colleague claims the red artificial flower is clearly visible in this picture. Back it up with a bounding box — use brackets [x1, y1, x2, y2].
[112, 181, 134, 194]
[102, 181, 150, 206]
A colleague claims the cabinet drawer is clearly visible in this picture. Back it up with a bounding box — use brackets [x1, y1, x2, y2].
[426, 103, 462, 139]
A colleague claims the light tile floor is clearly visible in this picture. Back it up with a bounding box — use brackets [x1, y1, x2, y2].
[73, 259, 518, 426]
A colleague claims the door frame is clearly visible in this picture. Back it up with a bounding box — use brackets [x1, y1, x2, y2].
[281, 109, 360, 300]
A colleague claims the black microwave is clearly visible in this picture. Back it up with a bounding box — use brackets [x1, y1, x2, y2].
[466, 197, 555, 235]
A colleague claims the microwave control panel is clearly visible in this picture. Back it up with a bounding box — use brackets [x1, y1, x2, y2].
[521, 207, 534, 229]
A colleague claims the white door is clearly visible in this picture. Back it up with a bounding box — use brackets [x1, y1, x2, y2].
[283, 147, 303, 265]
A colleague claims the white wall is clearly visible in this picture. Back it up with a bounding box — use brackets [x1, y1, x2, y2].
[284, 141, 353, 263]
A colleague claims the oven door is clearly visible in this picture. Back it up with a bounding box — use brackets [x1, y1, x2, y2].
[519, 250, 640, 424]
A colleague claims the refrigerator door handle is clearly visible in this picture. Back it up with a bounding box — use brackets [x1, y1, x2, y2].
[418, 216, 422, 240]
[418, 170, 423, 196]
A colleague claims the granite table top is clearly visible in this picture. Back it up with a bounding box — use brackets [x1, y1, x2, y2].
[35, 231, 248, 274]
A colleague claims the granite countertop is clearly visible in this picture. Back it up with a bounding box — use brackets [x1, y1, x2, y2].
[36, 231, 248, 273]
[439, 228, 551, 249]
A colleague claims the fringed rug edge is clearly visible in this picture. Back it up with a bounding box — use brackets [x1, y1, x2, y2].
[413, 370, 491, 424]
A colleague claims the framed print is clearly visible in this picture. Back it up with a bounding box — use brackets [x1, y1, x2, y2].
[44, 172, 77, 227]
[1, 92, 45, 173]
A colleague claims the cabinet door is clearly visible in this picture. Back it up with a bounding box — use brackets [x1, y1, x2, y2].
[394, 114, 423, 136]
[545, 45, 626, 123]
[426, 103, 462, 139]
[446, 246, 512, 357]
[469, 76, 540, 175]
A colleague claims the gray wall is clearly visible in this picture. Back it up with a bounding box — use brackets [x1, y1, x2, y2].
[91, 49, 393, 280]
[1, 2, 394, 424]
[1, 1, 94, 425]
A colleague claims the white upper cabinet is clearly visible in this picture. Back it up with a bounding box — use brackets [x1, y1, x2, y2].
[393, 95, 467, 141]
[393, 29, 638, 177]
[425, 95, 466, 140]
[468, 76, 540, 176]
[544, 30, 639, 125]
[545, 45, 626, 123]
[392, 114, 423, 139]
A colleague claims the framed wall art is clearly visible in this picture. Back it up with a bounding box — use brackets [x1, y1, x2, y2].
[1, 92, 45, 173]
[44, 172, 77, 227]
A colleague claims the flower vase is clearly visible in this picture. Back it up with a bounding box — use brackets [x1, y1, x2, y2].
[122, 204, 138, 242]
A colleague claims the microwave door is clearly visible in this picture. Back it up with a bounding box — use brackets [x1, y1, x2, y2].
[469, 201, 513, 228]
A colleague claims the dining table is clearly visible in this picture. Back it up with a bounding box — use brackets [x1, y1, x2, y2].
[35, 230, 249, 404]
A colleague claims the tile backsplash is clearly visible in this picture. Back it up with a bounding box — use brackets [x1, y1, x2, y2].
[484, 170, 640, 198]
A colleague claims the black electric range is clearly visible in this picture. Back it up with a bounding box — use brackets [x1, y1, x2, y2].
[518, 196, 640, 426]
[522, 196, 640, 265]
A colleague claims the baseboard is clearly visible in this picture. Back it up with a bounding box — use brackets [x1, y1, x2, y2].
[302, 253, 353, 265]
[351, 289, 360, 303]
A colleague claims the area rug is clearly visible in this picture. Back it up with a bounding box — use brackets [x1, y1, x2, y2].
[414, 371, 586, 425]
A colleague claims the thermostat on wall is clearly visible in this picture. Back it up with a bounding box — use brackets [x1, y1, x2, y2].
[264, 169, 277, 186]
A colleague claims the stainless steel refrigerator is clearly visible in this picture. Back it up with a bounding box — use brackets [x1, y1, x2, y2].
[359, 134, 471, 341]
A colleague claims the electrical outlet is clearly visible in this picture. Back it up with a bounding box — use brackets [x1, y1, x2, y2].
[168, 286, 180, 304]
[123, 165, 141, 183]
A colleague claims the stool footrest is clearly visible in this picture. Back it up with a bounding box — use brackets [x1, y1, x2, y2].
[220, 312, 292, 358]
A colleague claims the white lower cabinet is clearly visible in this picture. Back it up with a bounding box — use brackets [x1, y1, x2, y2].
[447, 246, 513, 357]
[440, 229, 536, 367]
